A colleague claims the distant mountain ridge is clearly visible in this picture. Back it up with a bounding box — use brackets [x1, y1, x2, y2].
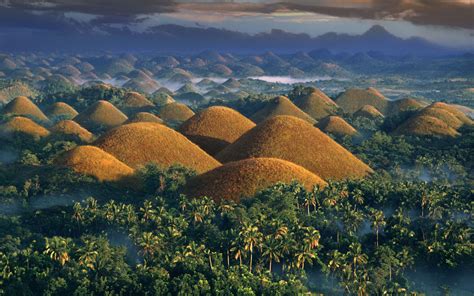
[0, 24, 463, 56]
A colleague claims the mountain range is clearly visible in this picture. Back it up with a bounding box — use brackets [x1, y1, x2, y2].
[0, 24, 465, 56]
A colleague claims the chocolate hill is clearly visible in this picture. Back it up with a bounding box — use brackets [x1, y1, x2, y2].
[178, 106, 256, 155]
[0, 116, 50, 139]
[125, 112, 164, 124]
[185, 157, 327, 203]
[157, 102, 195, 123]
[2, 96, 49, 122]
[217, 115, 373, 180]
[73, 100, 128, 131]
[354, 105, 384, 119]
[51, 120, 95, 143]
[293, 88, 339, 120]
[94, 122, 220, 173]
[335, 87, 389, 114]
[316, 116, 358, 137]
[393, 115, 460, 138]
[45, 102, 79, 120]
[250, 96, 316, 124]
[55, 145, 135, 183]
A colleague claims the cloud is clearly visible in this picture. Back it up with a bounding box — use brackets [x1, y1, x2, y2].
[177, 0, 474, 29]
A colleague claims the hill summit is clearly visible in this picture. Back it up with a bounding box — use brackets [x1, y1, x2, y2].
[185, 157, 327, 203]
[178, 106, 256, 155]
[217, 115, 372, 180]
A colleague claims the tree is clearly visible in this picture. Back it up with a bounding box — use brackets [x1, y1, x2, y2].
[262, 236, 282, 273]
[239, 222, 262, 273]
[44, 236, 72, 266]
[369, 208, 386, 247]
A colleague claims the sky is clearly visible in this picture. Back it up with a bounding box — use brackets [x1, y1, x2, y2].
[0, 0, 473, 49]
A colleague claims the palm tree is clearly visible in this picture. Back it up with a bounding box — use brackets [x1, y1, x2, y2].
[370, 208, 386, 247]
[294, 246, 317, 270]
[239, 222, 262, 273]
[262, 236, 282, 273]
[302, 227, 321, 250]
[78, 240, 99, 271]
[140, 200, 156, 222]
[137, 232, 161, 258]
[44, 236, 72, 266]
[348, 243, 368, 279]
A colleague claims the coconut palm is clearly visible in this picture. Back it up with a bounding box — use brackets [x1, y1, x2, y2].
[239, 222, 262, 272]
[44, 236, 72, 266]
[262, 236, 282, 272]
[369, 208, 386, 247]
[137, 232, 161, 258]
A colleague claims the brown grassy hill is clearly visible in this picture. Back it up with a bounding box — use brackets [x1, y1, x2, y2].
[293, 88, 339, 120]
[185, 157, 327, 202]
[122, 92, 155, 109]
[216, 116, 373, 180]
[388, 98, 424, 114]
[393, 115, 459, 138]
[250, 96, 316, 124]
[354, 105, 384, 119]
[73, 100, 128, 131]
[157, 102, 195, 123]
[178, 106, 256, 155]
[335, 87, 389, 114]
[45, 102, 79, 119]
[429, 102, 473, 126]
[51, 120, 95, 143]
[418, 107, 463, 129]
[2, 96, 49, 122]
[125, 112, 164, 124]
[94, 122, 220, 173]
[316, 116, 357, 137]
[0, 116, 50, 139]
[54, 145, 135, 183]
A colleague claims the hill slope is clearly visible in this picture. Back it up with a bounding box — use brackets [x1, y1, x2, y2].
[178, 106, 256, 155]
[94, 122, 220, 173]
[55, 145, 135, 182]
[293, 88, 339, 120]
[336, 88, 389, 114]
[217, 115, 372, 180]
[73, 100, 128, 131]
[2, 96, 49, 122]
[185, 157, 327, 202]
[250, 96, 316, 124]
[316, 116, 357, 137]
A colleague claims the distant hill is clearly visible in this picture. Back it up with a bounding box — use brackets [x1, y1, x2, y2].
[1, 24, 461, 56]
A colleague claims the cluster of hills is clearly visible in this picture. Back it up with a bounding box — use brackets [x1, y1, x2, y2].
[1, 85, 472, 202]
[1, 48, 473, 106]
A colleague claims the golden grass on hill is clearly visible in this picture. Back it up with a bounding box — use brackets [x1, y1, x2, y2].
[293, 88, 339, 120]
[51, 120, 95, 143]
[157, 102, 195, 123]
[354, 105, 384, 119]
[418, 107, 463, 129]
[0, 82, 37, 104]
[393, 115, 460, 138]
[216, 115, 373, 180]
[73, 100, 128, 131]
[250, 96, 316, 124]
[335, 88, 389, 114]
[45, 102, 79, 119]
[0, 116, 50, 139]
[122, 92, 155, 108]
[452, 104, 474, 119]
[178, 106, 256, 155]
[54, 145, 135, 183]
[125, 112, 164, 124]
[429, 102, 473, 126]
[316, 116, 357, 137]
[388, 98, 424, 114]
[94, 122, 221, 173]
[2, 96, 49, 122]
[185, 157, 327, 203]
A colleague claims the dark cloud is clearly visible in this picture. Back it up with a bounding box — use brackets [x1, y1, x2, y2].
[178, 0, 474, 29]
[3, 0, 176, 16]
